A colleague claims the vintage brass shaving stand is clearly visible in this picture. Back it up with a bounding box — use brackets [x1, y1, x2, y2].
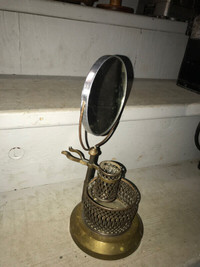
[62, 55, 143, 260]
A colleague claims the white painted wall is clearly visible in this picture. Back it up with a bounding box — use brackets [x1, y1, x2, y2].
[0, 1, 197, 193]
[0, 76, 199, 192]
[0, 116, 199, 192]
[0, 0, 187, 79]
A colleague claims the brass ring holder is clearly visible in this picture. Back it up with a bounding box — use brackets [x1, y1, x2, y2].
[62, 55, 143, 260]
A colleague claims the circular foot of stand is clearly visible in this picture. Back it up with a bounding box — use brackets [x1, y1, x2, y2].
[70, 203, 143, 260]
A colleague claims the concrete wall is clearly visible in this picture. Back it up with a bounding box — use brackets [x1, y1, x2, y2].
[0, 0, 197, 193]
[0, 0, 187, 79]
[1, 116, 199, 192]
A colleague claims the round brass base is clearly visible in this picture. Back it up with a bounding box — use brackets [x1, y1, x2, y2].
[70, 203, 143, 260]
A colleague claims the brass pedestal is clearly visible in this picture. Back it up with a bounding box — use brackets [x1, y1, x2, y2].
[70, 203, 143, 260]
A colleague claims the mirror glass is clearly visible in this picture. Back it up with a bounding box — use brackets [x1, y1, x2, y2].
[81, 55, 128, 136]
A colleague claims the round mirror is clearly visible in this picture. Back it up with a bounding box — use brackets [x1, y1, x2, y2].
[81, 55, 131, 136]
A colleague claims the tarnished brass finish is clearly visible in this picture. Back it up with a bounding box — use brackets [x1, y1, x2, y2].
[82, 147, 100, 201]
[62, 148, 141, 236]
[83, 177, 140, 235]
[94, 161, 122, 202]
[89, 147, 100, 156]
[70, 203, 143, 260]
[62, 56, 142, 260]
[62, 147, 142, 252]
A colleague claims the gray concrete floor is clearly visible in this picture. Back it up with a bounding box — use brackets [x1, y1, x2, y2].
[0, 161, 200, 267]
